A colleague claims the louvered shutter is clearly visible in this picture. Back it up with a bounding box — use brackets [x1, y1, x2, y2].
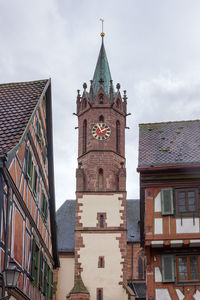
[31, 239, 36, 280]
[162, 255, 175, 282]
[39, 251, 43, 290]
[161, 188, 174, 215]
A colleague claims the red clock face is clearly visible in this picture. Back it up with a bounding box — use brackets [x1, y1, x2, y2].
[92, 123, 111, 140]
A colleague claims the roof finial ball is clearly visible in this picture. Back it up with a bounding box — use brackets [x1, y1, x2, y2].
[116, 83, 120, 90]
[83, 82, 87, 90]
[100, 18, 105, 38]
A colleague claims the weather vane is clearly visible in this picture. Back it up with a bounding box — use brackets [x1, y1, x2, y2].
[100, 18, 105, 37]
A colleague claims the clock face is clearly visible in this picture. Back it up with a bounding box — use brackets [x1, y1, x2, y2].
[92, 123, 111, 140]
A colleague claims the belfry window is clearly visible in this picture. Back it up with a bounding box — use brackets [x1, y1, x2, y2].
[99, 115, 104, 122]
[98, 168, 103, 190]
[83, 119, 87, 153]
[116, 121, 120, 153]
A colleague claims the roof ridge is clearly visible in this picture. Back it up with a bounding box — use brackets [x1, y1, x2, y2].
[0, 78, 49, 87]
[139, 119, 200, 126]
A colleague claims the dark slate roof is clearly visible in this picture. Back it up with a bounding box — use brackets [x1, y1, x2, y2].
[138, 120, 200, 169]
[92, 38, 114, 101]
[128, 282, 146, 299]
[56, 199, 140, 252]
[127, 200, 140, 242]
[56, 200, 76, 252]
[0, 79, 48, 155]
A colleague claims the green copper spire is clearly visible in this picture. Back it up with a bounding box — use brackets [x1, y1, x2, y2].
[92, 37, 114, 101]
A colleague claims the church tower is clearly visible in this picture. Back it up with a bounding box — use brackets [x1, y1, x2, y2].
[73, 31, 129, 300]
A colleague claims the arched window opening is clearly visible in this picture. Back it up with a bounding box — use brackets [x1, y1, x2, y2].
[138, 257, 143, 279]
[99, 115, 104, 122]
[99, 168, 103, 190]
[99, 94, 104, 104]
[100, 215, 104, 228]
[116, 174, 119, 191]
[116, 121, 120, 154]
[97, 289, 103, 300]
[83, 120, 87, 154]
[116, 98, 120, 108]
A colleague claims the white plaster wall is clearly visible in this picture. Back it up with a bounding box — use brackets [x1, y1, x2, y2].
[154, 218, 163, 234]
[194, 289, 200, 300]
[176, 289, 184, 300]
[56, 257, 74, 300]
[78, 233, 128, 300]
[176, 218, 199, 234]
[155, 289, 171, 300]
[78, 194, 123, 227]
[154, 267, 162, 282]
[154, 192, 161, 212]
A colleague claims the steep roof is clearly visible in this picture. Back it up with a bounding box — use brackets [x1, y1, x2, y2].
[56, 199, 140, 252]
[138, 120, 200, 169]
[92, 38, 114, 100]
[0, 79, 48, 155]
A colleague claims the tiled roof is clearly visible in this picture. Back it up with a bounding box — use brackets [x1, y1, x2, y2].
[56, 199, 140, 252]
[138, 120, 200, 169]
[128, 282, 146, 299]
[0, 79, 48, 155]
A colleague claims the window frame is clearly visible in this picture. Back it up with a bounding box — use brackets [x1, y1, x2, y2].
[175, 188, 199, 217]
[176, 255, 200, 282]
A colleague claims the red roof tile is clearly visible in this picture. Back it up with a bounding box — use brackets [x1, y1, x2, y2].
[0, 79, 49, 155]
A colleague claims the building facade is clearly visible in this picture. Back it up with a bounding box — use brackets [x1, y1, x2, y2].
[0, 79, 59, 299]
[138, 121, 200, 300]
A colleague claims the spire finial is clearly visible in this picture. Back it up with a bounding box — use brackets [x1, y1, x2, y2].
[100, 18, 105, 38]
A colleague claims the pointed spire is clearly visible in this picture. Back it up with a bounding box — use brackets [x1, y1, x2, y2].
[92, 36, 114, 101]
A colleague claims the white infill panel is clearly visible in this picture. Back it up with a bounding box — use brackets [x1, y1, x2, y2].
[155, 267, 162, 282]
[155, 289, 171, 300]
[170, 240, 183, 247]
[194, 290, 200, 300]
[154, 192, 161, 212]
[176, 289, 184, 300]
[154, 218, 163, 234]
[176, 218, 199, 234]
[151, 241, 164, 247]
[190, 239, 200, 247]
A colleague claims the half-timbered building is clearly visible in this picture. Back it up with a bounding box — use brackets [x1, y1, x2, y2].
[0, 79, 59, 299]
[138, 120, 200, 300]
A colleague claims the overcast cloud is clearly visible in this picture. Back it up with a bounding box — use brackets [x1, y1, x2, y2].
[1, 0, 200, 208]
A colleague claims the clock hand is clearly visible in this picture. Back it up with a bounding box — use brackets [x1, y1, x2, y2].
[97, 123, 102, 133]
[101, 128, 107, 132]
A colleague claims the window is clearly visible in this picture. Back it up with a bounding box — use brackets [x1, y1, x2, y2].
[176, 188, 198, 216]
[83, 119, 87, 154]
[177, 256, 200, 282]
[36, 119, 42, 142]
[97, 288, 103, 300]
[99, 94, 104, 104]
[31, 239, 39, 285]
[98, 168, 103, 191]
[100, 215, 104, 228]
[99, 115, 104, 122]
[41, 191, 48, 222]
[116, 121, 120, 153]
[161, 188, 174, 215]
[32, 166, 38, 195]
[39, 251, 44, 290]
[98, 256, 105, 268]
[162, 254, 200, 283]
[138, 257, 144, 279]
[26, 148, 33, 180]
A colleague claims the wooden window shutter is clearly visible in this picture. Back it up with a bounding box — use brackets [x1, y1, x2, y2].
[31, 239, 36, 280]
[39, 251, 43, 290]
[162, 255, 175, 282]
[49, 269, 54, 300]
[161, 188, 174, 215]
[26, 148, 33, 179]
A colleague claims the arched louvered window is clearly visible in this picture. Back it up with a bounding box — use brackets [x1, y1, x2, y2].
[116, 121, 120, 153]
[83, 120, 87, 153]
[138, 257, 143, 279]
[99, 115, 104, 122]
[99, 168, 103, 190]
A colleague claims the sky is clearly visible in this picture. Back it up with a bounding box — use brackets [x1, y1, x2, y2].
[1, 0, 200, 209]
